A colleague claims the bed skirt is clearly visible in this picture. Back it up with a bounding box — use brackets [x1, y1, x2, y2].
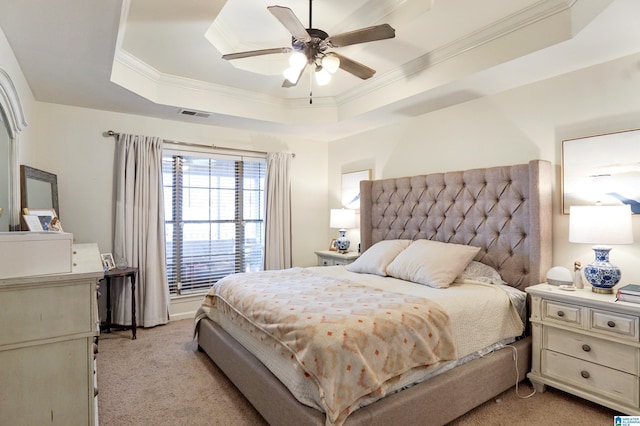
[197, 317, 532, 426]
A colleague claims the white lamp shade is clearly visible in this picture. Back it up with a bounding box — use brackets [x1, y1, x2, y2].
[315, 67, 331, 86]
[330, 209, 356, 229]
[289, 52, 307, 70]
[322, 54, 340, 74]
[569, 205, 633, 245]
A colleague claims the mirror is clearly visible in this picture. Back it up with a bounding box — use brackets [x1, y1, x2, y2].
[0, 69, 28, 231]
[20, 165, 59, 216]
[0, 111, 9, 231]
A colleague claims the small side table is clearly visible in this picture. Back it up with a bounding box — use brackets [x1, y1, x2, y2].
[102, 267, 139, 340]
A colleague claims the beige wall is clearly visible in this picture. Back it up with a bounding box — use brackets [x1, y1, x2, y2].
[329, 52, 640, 286]
[26, 103, 328, 268]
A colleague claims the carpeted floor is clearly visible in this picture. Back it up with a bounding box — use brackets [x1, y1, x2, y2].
[97, 319, 618, 426]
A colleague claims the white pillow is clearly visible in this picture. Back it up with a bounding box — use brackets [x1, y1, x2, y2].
[346, 239, 412, 276]
[455, 261, 505, 285]
[386, 239, 481, 288]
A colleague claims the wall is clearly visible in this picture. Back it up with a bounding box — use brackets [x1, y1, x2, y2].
[329, 52, 640, 286]
[26, 103, 329, 269]
[0, 25, 37, 221]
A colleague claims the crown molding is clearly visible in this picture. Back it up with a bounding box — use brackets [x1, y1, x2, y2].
[337, 0, 577, 105]
[114, 0, 581, 119]
[112, 49, 337, 121]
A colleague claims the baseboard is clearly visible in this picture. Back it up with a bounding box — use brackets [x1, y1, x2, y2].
[169, 293, 204, 321]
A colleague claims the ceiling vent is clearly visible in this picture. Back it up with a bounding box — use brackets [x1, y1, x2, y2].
[178, 108, 210, 118]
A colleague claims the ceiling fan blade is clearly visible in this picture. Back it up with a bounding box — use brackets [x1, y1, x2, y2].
[327, 24, 395, 47]
[222, 47, 292, 60]
[282, 64, 307, 88]
[333, 53, 375, 80]
[268, 6, 312, 42]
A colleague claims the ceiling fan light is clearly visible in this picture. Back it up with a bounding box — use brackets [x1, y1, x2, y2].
[315, 67, 331, 86]
[284, 67, 301, 84]
[322, 54, 340, 74]
[289, 52, 307, 70]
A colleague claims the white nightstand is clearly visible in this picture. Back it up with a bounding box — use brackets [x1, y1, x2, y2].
[526, 283, 640, 415]
[314, 250, 360, 266]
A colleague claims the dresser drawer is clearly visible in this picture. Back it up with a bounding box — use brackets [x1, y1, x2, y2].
[542, 350, 639, 407]
[0, 280, 95, 347]
[545, 327, 639, 375]
[590, 309, 639, 341]
[318, 258, 334, 266]
[542, 300, 582, 326]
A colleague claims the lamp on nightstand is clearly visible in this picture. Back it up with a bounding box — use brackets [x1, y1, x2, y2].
[569, 205, 633, 293]
[330, 208, 356, 254]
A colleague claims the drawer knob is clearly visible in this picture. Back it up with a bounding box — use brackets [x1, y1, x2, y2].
[580, 370, 590, 379]
[557, 310, 565, 317]
[607, 320, 616, 328]
[581, 344, 591, 352]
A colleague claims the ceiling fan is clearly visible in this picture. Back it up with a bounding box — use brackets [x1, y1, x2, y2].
[221, 0, 396, 88]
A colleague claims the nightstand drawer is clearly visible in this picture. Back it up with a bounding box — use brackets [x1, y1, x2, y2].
[590, 309, 639, 341]
[542, 300, 582, 326]
[543, 350, 639, 407]
[546, 327, 639, 375]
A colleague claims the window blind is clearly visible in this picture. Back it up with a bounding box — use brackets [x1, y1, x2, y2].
[162, 152, 266, 295]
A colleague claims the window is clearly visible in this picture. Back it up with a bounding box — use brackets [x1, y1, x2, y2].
[163, 152, 266, 295]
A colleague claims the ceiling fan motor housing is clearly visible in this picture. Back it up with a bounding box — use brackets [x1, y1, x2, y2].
[292, 28, 329, 63]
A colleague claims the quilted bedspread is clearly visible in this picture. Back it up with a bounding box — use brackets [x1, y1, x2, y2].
[197, 268, 457, 425]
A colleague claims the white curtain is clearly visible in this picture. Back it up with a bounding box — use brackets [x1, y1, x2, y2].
[264, 152, 292, 270]
[113, 133, 169, 327]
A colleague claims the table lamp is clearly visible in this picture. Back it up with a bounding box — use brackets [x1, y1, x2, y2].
[569, 205, 633, 293]
[330, 208, 356, 253]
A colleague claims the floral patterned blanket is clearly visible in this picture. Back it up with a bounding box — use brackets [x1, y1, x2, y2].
[197, 268, 457, 425]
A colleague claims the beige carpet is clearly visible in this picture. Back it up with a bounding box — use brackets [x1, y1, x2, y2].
[97, 319, 618, 426]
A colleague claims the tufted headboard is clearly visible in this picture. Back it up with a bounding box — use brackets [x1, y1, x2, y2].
[359, 160, 552, 291]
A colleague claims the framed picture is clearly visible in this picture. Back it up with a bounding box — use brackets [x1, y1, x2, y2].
[341, 169, 371, 209]
[562, 128, 640, 214]
[329, 238, 337, 251]
[22, 208, 63, 231]
[101, 253, 116, 270]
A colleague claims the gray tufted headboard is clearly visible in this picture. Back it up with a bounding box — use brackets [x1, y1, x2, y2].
[359, 160, 552, 291]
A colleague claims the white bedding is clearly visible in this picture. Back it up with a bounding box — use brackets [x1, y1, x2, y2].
[197, 265, 525, 418]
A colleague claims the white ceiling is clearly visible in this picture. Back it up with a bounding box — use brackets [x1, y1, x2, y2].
[0, 0, 639, 141]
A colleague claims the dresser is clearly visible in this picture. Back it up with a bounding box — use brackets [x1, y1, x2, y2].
[315, 250, 360, 266]
[0, 243, 103, 425]
[526, 283, 640, 415]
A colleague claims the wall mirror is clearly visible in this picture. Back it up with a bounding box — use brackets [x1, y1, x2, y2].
[0, 69, 28, 231]
[20, 165, 59, 217]
[562, 128, 640, 214]
[0, 110, 10, 231]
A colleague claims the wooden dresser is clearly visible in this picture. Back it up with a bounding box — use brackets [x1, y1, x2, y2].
[0, 243, 103, 425]
[527, 283, 640, 415]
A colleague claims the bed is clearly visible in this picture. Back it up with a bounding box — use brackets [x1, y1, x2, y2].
[196, 160, 552, 425]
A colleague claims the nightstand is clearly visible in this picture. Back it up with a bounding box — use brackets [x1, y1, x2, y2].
[526, 283, 640, 415]
[314, 250, 359, 266]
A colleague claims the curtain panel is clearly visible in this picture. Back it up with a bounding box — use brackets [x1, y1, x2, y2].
[113, 133, 169, 327]
[264, 152, 292, 270]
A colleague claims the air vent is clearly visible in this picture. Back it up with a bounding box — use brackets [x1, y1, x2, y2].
[178, 108, 210, 118]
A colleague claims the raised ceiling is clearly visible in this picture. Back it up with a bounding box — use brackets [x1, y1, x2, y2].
[0, 0, 638, 141]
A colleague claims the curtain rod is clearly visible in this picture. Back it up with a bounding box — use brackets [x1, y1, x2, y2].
[104, 130, 295, 158]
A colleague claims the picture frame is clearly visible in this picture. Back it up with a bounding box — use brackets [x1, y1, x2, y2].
[562, 128, 640, 214]
[101, 253, 116, 270]
[341, 169, 371, 209]
[329, 238, 338, 251]
[22, 208, 63, 231]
